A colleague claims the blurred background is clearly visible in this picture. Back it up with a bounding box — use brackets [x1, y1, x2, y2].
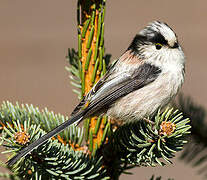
[0, 0, 206, 179]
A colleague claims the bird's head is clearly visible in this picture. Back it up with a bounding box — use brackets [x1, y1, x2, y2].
[127, 21, 185, 67]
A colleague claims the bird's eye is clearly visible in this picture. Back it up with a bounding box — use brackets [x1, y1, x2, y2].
[155, 43, 162, 50]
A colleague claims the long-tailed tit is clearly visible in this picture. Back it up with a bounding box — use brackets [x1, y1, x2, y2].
[8, 21, 185, 166]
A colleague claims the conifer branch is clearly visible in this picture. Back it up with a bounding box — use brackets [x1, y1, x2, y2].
[0, 1, 193, 179]
[76, 0, 109, 155]
[0, 102, 109, 179]
[102, 108, 191, 179]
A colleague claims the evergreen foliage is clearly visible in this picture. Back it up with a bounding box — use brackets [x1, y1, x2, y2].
[0, 101, 191, 179]
[0, 1, 203, 180]
[0, 102, 109, 180]
[113, 108, 190, 166]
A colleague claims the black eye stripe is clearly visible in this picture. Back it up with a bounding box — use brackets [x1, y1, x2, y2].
[148, 32, 168, 45]
[127, 31, 177, 55]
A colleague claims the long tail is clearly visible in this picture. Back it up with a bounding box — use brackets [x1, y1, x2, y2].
[7, 112, 85, 166]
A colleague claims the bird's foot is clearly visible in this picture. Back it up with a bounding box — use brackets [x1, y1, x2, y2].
[143, 118, 155, 126]
[110, 117, 123, 131]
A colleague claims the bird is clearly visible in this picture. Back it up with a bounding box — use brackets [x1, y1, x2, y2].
[7, 21, 185, 166]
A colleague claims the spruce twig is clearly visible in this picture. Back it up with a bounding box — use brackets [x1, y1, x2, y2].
[0, 1, 193, 179]
[0, 102, 109, 179]
[76, 0, 109, 156]
[102, 108, 191, 179]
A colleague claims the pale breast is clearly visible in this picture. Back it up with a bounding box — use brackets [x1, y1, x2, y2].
[107, 70, 184, 123]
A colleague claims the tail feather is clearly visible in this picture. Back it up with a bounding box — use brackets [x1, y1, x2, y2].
[7, 112, 84, 166]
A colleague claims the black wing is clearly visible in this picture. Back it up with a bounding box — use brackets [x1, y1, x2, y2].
[74, 63, 161, 118]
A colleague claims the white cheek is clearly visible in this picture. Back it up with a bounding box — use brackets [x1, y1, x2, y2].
[145, 46, 185, 69]
[143, 45, 185, 88]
